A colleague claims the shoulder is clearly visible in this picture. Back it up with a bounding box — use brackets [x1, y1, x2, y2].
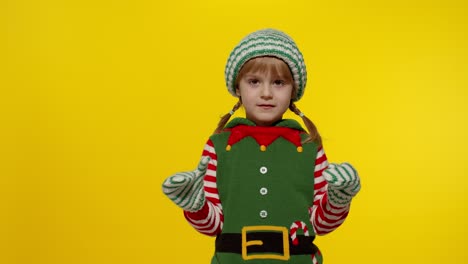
[274, 119, 306, 132]
[208, 130, 231, 147]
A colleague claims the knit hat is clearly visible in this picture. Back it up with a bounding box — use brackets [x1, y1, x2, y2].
[224, 29, 307, 102]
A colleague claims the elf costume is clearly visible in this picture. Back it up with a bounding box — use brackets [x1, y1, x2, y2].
[162, 29, 361, 264]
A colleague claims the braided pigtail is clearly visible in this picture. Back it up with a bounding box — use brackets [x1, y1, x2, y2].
[289, 103, 322, 145]
[214, 100, 242, 134]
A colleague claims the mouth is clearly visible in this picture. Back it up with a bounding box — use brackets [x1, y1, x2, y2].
[257, 104, 275, 109]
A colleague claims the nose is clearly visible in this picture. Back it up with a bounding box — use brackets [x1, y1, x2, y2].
[260, 84, 273, 99]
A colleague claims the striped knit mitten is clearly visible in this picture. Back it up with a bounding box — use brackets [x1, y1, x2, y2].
[162, 156, 210, 212]
[323, 162, 361, 206]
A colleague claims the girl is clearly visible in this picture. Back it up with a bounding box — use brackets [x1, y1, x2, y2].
[162, 29, 361, 264]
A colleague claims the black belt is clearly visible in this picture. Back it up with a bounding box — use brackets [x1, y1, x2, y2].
[216, 232, 318, 256]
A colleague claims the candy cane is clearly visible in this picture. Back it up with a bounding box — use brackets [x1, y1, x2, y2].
[289, 221, 309, 246]
[311, 249, 322, 263]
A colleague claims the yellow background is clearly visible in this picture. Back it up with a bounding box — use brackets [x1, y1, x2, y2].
[1, 0, 467, 263]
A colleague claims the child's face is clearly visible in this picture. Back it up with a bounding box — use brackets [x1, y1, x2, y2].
[236, 59, 293, 126]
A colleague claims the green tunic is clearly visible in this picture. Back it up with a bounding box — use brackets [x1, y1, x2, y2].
[209, 118, 321, 264]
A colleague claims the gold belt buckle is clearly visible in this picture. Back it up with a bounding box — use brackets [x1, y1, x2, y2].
[241, 225, 290, 260]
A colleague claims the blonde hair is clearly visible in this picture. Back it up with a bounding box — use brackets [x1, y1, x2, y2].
[214, 57, 322, 145]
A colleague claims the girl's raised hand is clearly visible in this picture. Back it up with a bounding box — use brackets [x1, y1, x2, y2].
[162, 156, 211, 212]
[323, 162, 361, 206]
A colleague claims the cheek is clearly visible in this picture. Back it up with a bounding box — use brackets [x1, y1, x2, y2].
[239, 87, 256, 100]
[280, 88, 293, 102]
[243, 95, 257, 107]
[237, 91, 252, 105]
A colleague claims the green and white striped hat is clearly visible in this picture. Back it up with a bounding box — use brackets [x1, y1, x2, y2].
[224, 29, 307, 102]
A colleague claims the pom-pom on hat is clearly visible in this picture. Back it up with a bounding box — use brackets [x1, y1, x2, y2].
[224, 29, 307, 102]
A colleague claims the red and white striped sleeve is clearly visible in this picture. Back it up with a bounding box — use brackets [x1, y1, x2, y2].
[309, 146, 351, 235]
[183, 139, 223, 236]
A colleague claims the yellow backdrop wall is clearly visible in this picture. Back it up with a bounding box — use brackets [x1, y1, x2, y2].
[1, 0, 467, 263]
